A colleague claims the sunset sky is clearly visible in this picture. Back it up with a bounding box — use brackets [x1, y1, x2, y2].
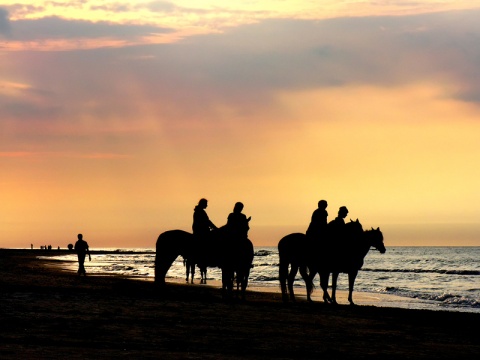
[1, 1, 480, 248]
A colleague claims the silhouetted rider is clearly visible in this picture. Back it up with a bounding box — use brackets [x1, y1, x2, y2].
[306, 199, 328, 241]
[327, 206, 349, 254]
[226, 202, 251, 241]
[329, 206, 348, 228]
[192, 198, 217, 241]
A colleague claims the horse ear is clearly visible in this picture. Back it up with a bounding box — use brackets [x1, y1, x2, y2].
[376, 227, 380, 231]
[356, 219, 359, 223]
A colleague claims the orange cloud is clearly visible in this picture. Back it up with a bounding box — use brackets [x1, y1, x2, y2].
[3, 1, 479, 51]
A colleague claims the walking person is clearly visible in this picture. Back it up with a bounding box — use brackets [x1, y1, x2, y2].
[74, 233, 91, 276]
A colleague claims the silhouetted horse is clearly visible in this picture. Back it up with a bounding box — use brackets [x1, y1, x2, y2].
[278, 220, 364, 302]
[155, 227, 254, 299]
[325, 226, 385, 305]
[278, 220, 386, 305]
[307, 228, 386, 305]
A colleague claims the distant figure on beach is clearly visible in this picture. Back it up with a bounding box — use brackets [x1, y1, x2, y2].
[226, 202, 251, 241]
[306, 200, 328, 241]
[74, 234, 91, 276]
[192, 198, 217, 242]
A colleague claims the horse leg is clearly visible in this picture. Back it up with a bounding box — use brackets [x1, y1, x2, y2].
[306, 271, 314, 302]
[221, 269, 228, 298]
[232, 271, 239, 298]
[331, 272, 339, 305]
[299, 265, 313, 302]
[190, 262, 195, 284]
[185, 260, 195, 283]
[155, 254, 177, 287]
[348, 270, 358, 305]
[235, 272, 242, 299]
[222, 268, 234, 300]
[279, 259, 290, 302]
[320, 272, 332, 303]
[228, 271, 234, 299]
[287, 264, 299, 302]
[185, 260, 190, 283]
[241, 269, 250, 301]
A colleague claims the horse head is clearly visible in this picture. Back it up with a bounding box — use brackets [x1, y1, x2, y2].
[346, 219, 364, 235]
[368, 227, 386, 254]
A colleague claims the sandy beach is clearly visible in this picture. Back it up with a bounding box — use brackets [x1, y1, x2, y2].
[1, 249, 479, 359]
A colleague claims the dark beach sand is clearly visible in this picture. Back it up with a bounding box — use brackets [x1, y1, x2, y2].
[1, 249, 479, 359]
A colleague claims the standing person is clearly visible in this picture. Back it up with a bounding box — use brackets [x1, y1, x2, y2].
[306, 200, 328, 240]
[74, 233, 91, 276]
[192, 198, 217, 241]
[226, 202, 251, 241]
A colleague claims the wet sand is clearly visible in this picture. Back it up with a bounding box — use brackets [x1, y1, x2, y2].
[1, 249, 479, 359]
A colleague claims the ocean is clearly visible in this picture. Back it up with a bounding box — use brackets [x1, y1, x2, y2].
[42, 246, 480, 313]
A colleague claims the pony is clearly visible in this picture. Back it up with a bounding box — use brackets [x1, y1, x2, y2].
[278, 220, 385, 305]
[155, 227, 254, 299]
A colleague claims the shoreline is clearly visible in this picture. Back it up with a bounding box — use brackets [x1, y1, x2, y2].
[1, 249, 480, 359]
[15, 248, 476, 313]
[35, 248, 469, 313]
